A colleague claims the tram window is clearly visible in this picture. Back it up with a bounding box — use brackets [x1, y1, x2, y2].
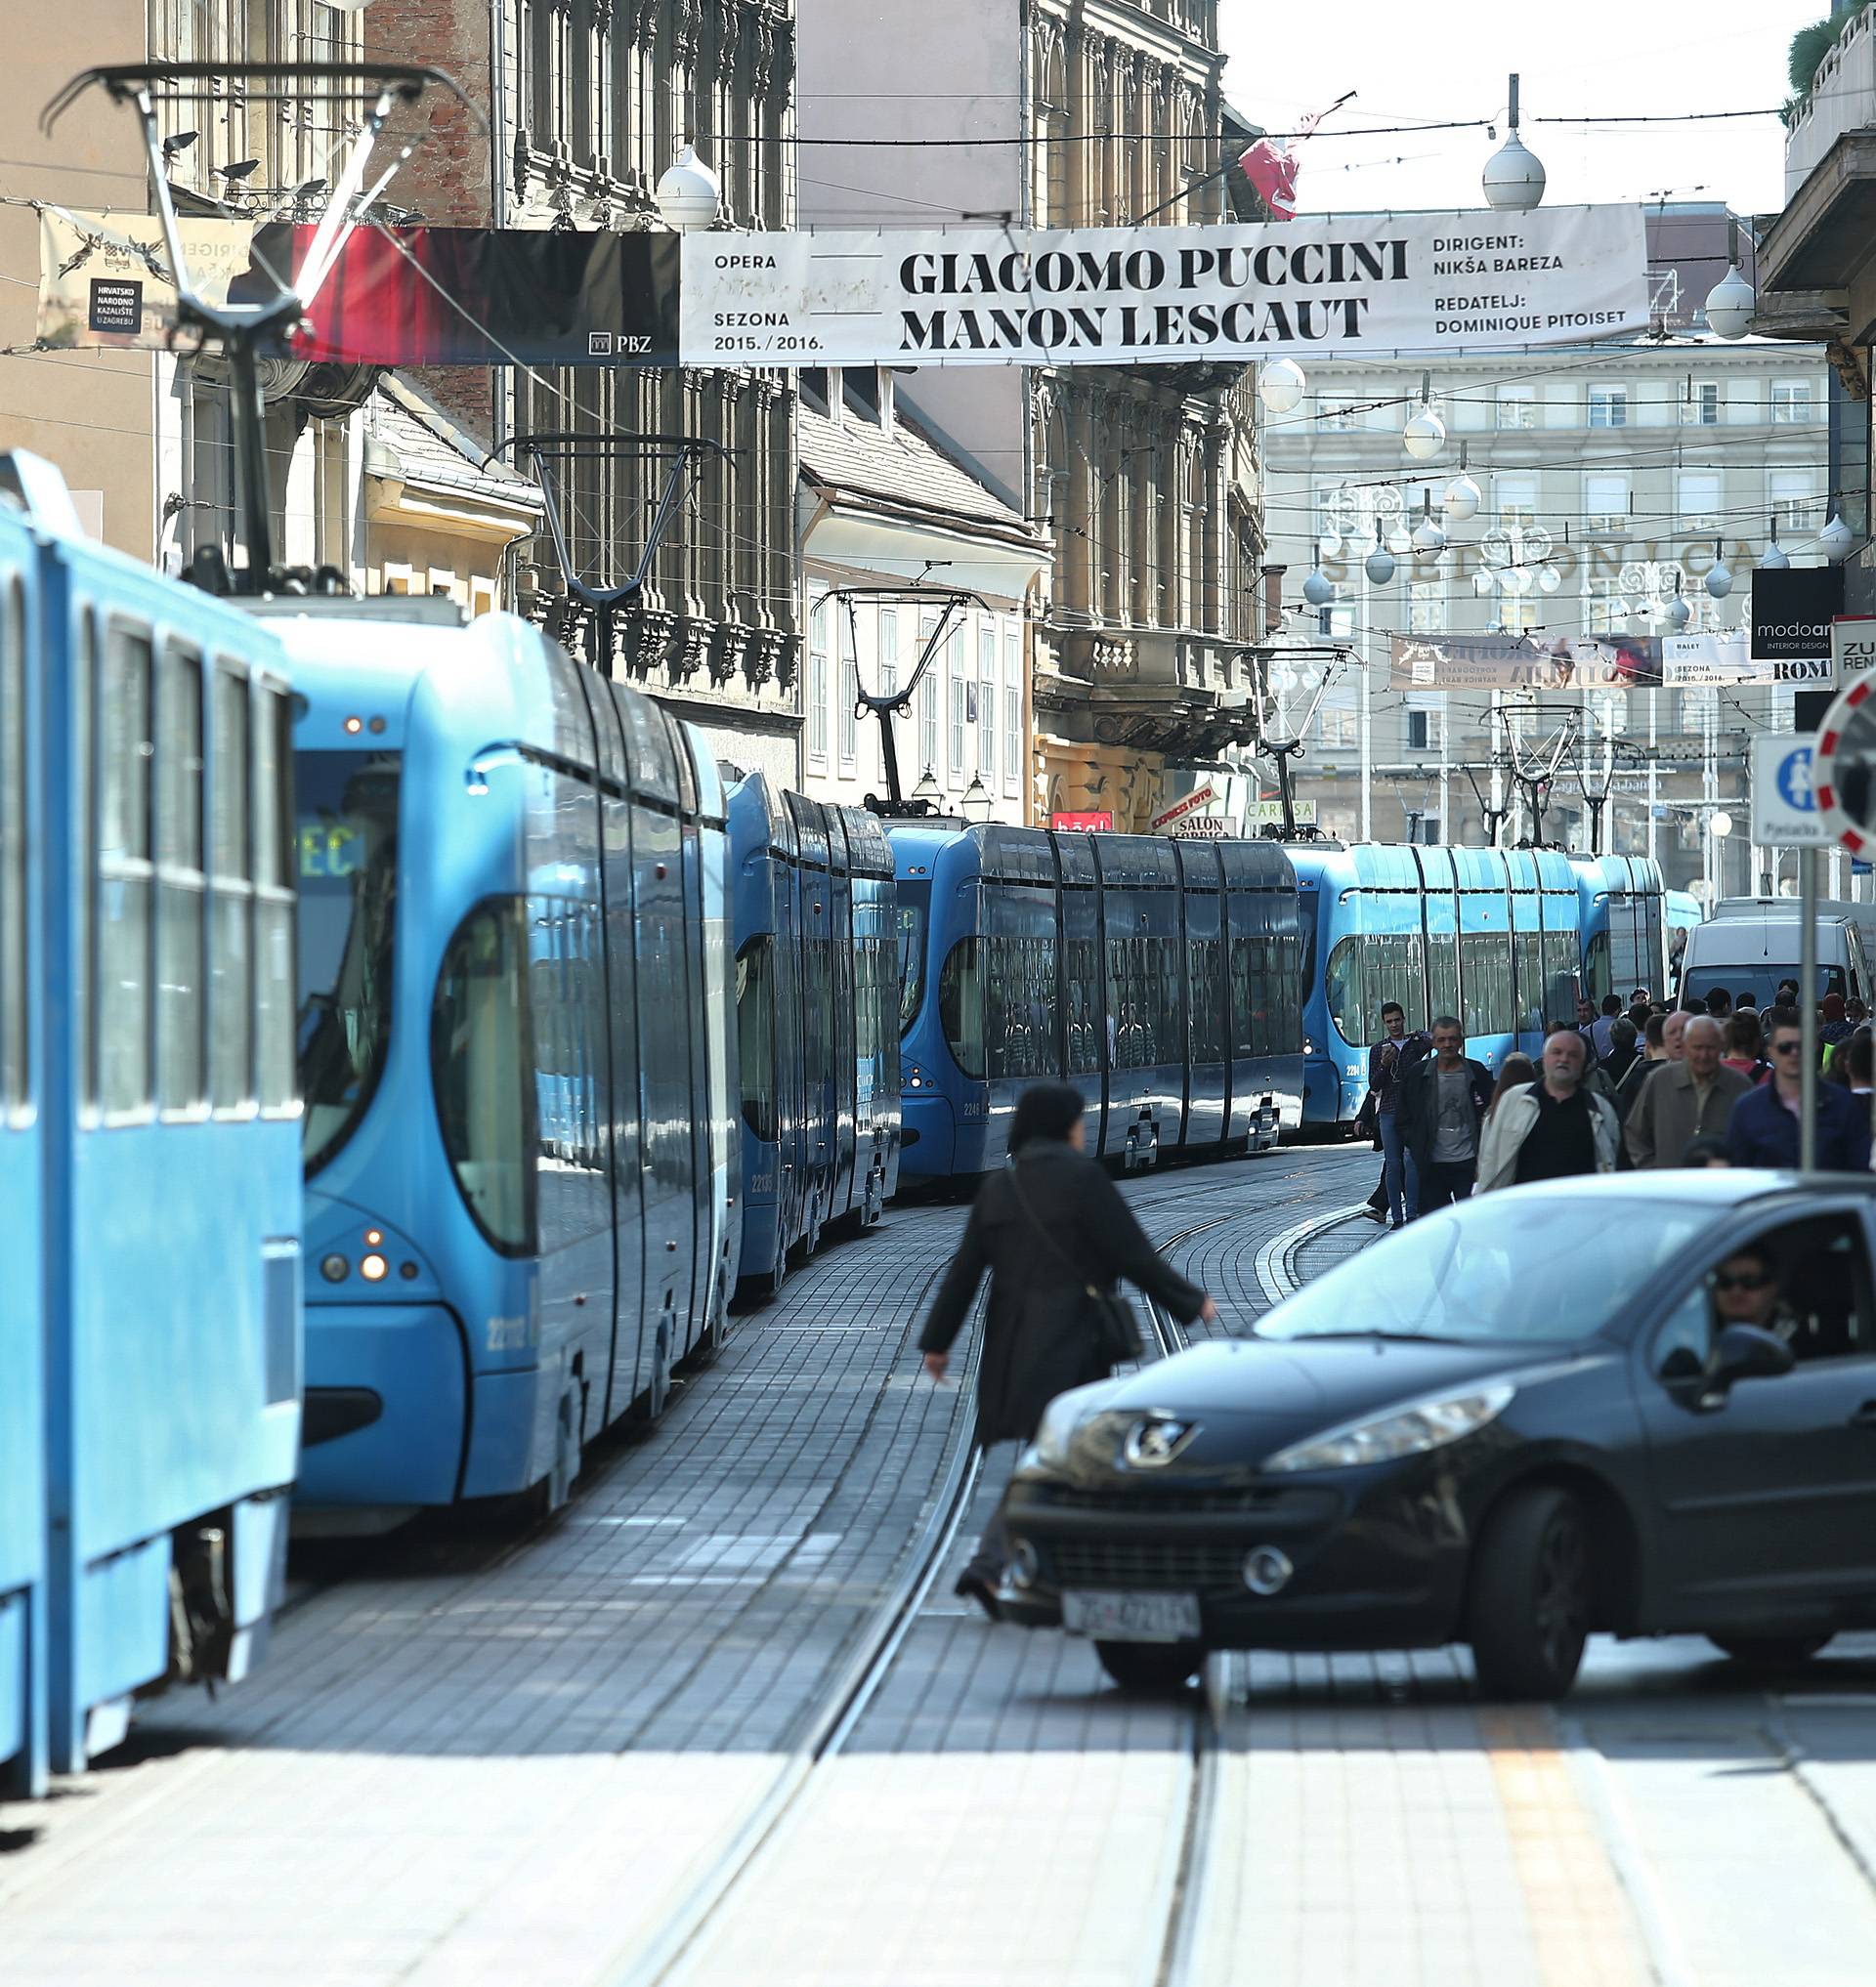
[1064, 935, 1101, 1076]
[1187, 938, 1223, 1063]
[1543, 929, 1579, 1024]
[1582, 929, 1610, 1006]
[155, 642, 206, 1114]
[528, 901, 610, 1239]
[1514, 930, 1543, 1032]
[737, 935, 777, 1142]
[433, 897, 536, 1254]
[897, 880, 929, 1034]
[96, 623, 154, 1118]
[1460, 932, 1513, 1037]
[940, 935, 986, 1078]
[1426, 933, 1460, 1031]
[1227, 936, 1253, 1058]
[209, 669, 254, 1111]
[0, 576, 24, 1113]
[986, 933, 1059, 1078]
[253, 686, 296, 1114]
[1324, 934, 1364, 1046]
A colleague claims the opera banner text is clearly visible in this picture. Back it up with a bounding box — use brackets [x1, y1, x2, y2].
[681, 206, 1650, 367]
[1389, 630, 1797, 693]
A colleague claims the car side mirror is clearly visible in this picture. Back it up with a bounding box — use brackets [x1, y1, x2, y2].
[1709, 1324, 1795, 1389]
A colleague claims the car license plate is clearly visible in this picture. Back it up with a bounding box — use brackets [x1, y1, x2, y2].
[1060, 1589, 1201, 1642]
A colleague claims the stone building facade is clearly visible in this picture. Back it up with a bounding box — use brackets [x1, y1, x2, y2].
[796, 0, 1265, 829]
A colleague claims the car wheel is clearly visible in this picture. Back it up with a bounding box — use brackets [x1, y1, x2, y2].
[1708, 1632, 1834, 1667]
[1467, 1485, 1591, 1701]
[1094, 1639, 1205, 1694]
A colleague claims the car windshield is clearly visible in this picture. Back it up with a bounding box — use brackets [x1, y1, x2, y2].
[1258, 1192, 1711, 1344]
[897, 879, 929, 1033]
[1684, 963, 1845, 1009]
[296, 749, 400, 1177]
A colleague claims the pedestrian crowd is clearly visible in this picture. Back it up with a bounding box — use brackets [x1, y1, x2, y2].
[1361, 977, 1876, 1226]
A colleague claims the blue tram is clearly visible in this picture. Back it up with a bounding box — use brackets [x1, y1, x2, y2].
[893, 824, 1302, 1179]
[1, 454, 301, 1792]
[268, 598, 740, 1518]
[729, 775, 899, 1299]
[1295, 842, 1585, 1127]
[1572, 855, 1668, 1008]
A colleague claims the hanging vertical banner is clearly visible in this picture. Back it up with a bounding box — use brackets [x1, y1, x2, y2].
[681, 204, 1650, 366]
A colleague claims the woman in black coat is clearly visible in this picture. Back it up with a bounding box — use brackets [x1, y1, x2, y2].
[918, 1081, 1215, 1614]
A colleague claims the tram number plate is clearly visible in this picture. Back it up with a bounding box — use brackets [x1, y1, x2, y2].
[1060, 1589, 1200, 1643]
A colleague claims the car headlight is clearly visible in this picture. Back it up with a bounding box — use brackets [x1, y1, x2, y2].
[1032, 1384, 1107, 1469]
[1261, 1383, 1514, 1473]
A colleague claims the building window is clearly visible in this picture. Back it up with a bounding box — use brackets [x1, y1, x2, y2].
[949, 635, 967, 776]
[1499, 600, 1541, 635]
[1494, 474, 1538, 528]
[1771, 381, 1812, 425]
[1587, 386, 1629, 429]
[1496, 385, 1537, 430]
[1317, 402, 1362, 431]
[807, 606, 830, 763]
[1681, 380, 1720, 426]
[1002, 627, 1021, 797]
[1585, 473, 1631, 533]
[838, 613, 858, 769]
[1585, 577, 1626, 636]
[977, 621, 997, 783]
[1409, 581, 1443, 634]
[1318, 695, 1357, 748]
[918, 611, 939, 777]
[1771, 472, 1821, 533]
[1678, 471, 1722, 532]
[1406, 699, 1444, 751]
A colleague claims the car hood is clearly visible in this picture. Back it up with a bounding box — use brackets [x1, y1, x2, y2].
[1039, 1335, 1595, 1486]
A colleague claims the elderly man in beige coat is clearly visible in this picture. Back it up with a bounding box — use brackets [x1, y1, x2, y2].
[1624, 1013, 1750, 1168]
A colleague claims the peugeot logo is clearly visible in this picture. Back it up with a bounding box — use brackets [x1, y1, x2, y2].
[1122, 1416, 1197, 1468]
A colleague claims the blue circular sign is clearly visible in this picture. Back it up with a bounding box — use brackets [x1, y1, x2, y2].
[1775, 744, 1815, 813]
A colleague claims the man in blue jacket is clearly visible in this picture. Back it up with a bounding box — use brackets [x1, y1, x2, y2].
[1727, 1013, 1872, 1170]
[1366, 1000, 1428, 1226]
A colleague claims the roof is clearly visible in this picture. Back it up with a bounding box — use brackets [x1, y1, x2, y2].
[370, 374, 543, 513]
[798, 392, 1045, 551]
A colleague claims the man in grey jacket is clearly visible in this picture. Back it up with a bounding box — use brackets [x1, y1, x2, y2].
[1623, 1014, 1750, 1169]
[1475, 1031, 1621, 1193]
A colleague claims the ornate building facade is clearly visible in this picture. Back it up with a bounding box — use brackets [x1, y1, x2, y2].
[379, 0, 802, 775]
[796, 0, 1265, 829]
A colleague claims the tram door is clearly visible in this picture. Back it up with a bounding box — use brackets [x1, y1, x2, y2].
[826, 815, 858, 1226]
[1175, 842, 1227, 1150]
[771, 837, 805, 1254]
[671, 727, 710, 1360]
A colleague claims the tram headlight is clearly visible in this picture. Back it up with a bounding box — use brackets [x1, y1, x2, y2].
[360, 1253, 389, 1283]
[320, 1253, 350, 1284]
[1302, 1036, 1315, 1055]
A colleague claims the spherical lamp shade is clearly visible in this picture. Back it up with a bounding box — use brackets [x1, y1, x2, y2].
[655, 144, 721, 233]
[1301, 567, 1336, 609]
[1364, 545, 1396, 585]
[1667, 594, 1691, 630]
[1702, 264, 1755, 341]
[1259, 358, 1306, 415]
[1482, 132, 1546, 212]
[1760, 538, 1790, 571]
[1709, 811, 1733, 840]
[1443, 473, 1481, 524]
[1412, 514, 1446, 554]
[1821, 513, 1856, 563]
[1705, 557, 1732, 602]
[1402, 406, 1446, 462]
[1537, 563, 1561, 595]
[1472, 571, 1496, 597]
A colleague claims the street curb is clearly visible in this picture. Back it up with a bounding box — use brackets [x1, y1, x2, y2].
[1252, 1203, 1373, 1310]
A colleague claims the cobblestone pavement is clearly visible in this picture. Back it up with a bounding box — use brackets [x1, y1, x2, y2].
[7, 1145, 1876, 1987]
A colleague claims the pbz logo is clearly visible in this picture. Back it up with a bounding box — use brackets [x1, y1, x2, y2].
[1776, 745, 1816, 814]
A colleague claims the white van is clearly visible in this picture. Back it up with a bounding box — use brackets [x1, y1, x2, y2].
[1681, 907, 1870, 1011]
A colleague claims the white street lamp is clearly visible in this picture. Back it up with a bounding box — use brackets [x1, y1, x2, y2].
[1761, 517, 1790, 571]
[1443, 444, 1481, 524]
[1482, 74, 1546, 212]
[1705, 540, 1732, 601]
[1403, 372, 1444, 461]
[1667, 590, 1691, 630]
[1302, 562, 1336, 609]
[1709, 810, 1733, 840]
[656, 143, 721, 233]
[1411, 492, 1446, 554]
[912, 766, 943, 807]
[1259, 358, 1306, 415]
[1703, 262, 1755, 341]
[1365, 543, 1396, 585]
[959, 775, 993, 824]
[1821, 512, 1856, 563]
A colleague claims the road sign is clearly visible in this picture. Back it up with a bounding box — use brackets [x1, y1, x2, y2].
[1750, 733, 1831, 847]
[1149, 783, 1215, 831]
[1812, 676, 1876, 857]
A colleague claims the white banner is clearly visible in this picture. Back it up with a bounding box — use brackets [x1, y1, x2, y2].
[1662, 632, 1834, 687]
[683, 205, 1649, 367]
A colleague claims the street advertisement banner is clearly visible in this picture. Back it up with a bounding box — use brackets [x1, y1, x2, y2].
[38, 214, 681, 365]
[1149, 783, 1216, 831]
[1750, 564, 1843, 661]
[1831, 616, 1876, 689]
[1391, 630, 1804, 692]
[1050, 811, 1113, 831]
[681, 205, 1648, 368]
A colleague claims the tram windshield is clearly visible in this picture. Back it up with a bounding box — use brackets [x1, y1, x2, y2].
[897, 880, 929, 1033]
[296, 749, 400, 1176]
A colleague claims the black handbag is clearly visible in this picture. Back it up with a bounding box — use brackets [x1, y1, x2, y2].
[1006, 1167, 1145, 1364]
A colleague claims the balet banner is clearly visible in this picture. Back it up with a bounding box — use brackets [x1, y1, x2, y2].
[1389, 630, 1791, 692]
[680, 205, 1650, 366]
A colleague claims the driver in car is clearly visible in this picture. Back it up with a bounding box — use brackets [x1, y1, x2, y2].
[1709, 1245, 1799, 1349]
